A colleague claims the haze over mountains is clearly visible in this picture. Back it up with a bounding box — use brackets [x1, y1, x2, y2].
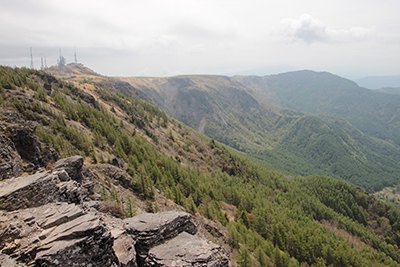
[48, 64, 400, 194]
[355, 75, 400, 90]
[113, 69, 400, 193]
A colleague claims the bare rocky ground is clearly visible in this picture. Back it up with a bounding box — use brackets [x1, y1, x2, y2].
[0, 108, 230, 267]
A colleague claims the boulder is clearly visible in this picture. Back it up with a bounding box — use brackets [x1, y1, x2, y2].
[52, 156, 84, 183]
[0, 133, 22, 180]
[145, 232, 229, 267]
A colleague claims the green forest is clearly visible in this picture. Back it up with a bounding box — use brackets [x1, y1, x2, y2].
[125, 73, 400, 193]
[1, 65, 400, 266]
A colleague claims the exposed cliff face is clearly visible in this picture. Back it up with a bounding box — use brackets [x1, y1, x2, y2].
[0, 121, 229, 267]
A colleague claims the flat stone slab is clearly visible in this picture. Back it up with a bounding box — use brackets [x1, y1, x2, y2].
[123, 211, 197, 249]
[145, 232, 229, 267]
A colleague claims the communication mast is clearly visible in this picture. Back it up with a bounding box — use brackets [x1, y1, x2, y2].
[30, 47, 34, 69]
[74, 46, 78, 63]
[41, 53, 44, 70]
[57, 48, 66, 67]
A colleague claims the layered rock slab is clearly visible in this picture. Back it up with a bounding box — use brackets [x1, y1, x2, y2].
[0, 156, 86, 211]
[123, 211, 197, 265]
[145, 232, 229, 267]
[0, 202, 128, 266]
[0, 170, 83, 211]
[123, 211, 197, 250]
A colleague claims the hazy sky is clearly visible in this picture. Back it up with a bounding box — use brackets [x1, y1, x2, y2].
[1, 0, 399, 78]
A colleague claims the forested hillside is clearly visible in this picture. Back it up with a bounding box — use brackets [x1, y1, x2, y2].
[117, 72, 400, 192]
[1, 64, 400, 266]
[233, 70, 400, 148]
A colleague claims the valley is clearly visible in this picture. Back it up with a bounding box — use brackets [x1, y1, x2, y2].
[116, 70, 400, 193]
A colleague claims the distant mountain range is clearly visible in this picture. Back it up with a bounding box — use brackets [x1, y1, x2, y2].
[354, 75, 400, 89]
[116, 70, 400, 192]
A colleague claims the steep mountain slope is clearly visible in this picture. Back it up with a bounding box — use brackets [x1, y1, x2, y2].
[233, 70, 400, 148]
[1, 65, 400, 266]
[252, 116, 400, 192]
[119, 73, 400, 192]
[120, 75, 299, 152]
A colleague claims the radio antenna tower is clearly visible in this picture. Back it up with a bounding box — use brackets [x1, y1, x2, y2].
[30, 47, 34, 69]
[74, 46, 78, 63]
[41, 53, 44, 70]
[44, 56, 48, 69]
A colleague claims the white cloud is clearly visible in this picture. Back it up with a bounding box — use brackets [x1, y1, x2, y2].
[279, 14, 376, 44]
[279, 14, 327, 44]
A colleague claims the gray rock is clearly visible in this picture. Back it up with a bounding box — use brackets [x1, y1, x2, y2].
[111, 230, 137, 267]
[52, 156, 84, 183]
[145, 232, 229, 267]
[0, 202, 119, 266]
[0, 133, 22, 180]
[4, 118, 60, 169]
[0, 254, 26, 267]
[77, 90, 100, 110]
[123, 211, 197, 263]
[0, 169, 85, 211]
[9, 123, 42, 166]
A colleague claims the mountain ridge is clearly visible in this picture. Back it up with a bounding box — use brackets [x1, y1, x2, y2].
[113, 69, 400, 192]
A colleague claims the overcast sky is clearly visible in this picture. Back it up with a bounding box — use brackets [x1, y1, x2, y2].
[1, 0, 399, 78]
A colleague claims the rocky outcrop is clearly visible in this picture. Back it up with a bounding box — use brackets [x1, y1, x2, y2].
[9, 123, 42, 166]
[124, 211, 197, 249]
[111, 229, 137, 267]
[145, 232, 229, 267]
[52, 155, 84, 183]
[6, 121, 60, 169]
[0, 202, 119, 266]
[0, 156, 86, 211]
[0, 133, 21, 180]
[123, 211, 197, 265]
[0, 153, 229, 266]
[41, 73, 58, 95]
[76, 90, 100, 110]
[0, 170, 84, 211]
